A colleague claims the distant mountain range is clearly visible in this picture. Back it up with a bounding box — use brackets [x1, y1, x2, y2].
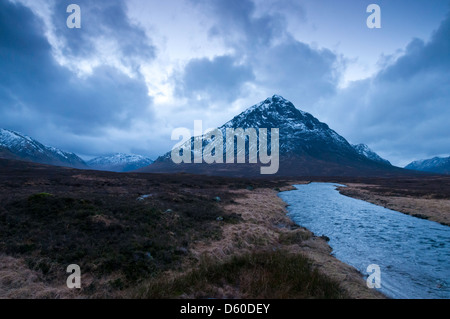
[0, 129, 153, 172]
[0, 129, 87, 169]
[405, 156, 450, 174]
[87, 153, 154, 172]
[142, 95, 401, 176]
[2, 96, 445, 177]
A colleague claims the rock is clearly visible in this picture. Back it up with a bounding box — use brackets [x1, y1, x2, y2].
[320, 235, 330, 242]
[137, 194, 152, 201]
[175, 247, 188, 255]
[145, 252, 154, 260]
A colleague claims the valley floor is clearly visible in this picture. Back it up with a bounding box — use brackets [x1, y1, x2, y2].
[1, 159, 448, 299]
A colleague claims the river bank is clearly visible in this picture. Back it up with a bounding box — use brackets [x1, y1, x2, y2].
[280, 182, 450, 299]
[338, 182, 450, 226]
[131, 185, 385, 299]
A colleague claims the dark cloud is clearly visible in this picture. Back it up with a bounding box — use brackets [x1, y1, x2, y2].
[378, 15, 450, 82]
[176, 55, 255, 102]
[51, 0, 155, 71]
[255, 37, 341, 106]
[320, 13, 450, 165]
[0, 0, 153, 154]
[194, 0, 287, 48]
[184, 0, 342, 106]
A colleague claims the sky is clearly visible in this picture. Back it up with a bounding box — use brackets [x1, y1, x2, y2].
[0, 0, 449, 167]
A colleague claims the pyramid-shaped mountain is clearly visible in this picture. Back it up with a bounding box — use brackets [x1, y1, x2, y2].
[141, 95, 401, 176]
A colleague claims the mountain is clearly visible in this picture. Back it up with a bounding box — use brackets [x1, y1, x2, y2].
[405, 156, 450, 175]
[87, 153, 154, 172]
[0, 129, 87, 168]
[141, 95, 401, 176]
[352, 143, 391, 165]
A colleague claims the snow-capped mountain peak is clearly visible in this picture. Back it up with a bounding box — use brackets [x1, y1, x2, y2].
[352, 143, 391, 165]
[405, 156, 450, 174]
[147, 95, 395, 176]
[0, 129, 44, 152]
[220, 94, 353, 156]
[0, 128, 87, 168]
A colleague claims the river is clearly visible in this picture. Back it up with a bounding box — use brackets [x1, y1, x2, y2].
[278, 183, 450, 299]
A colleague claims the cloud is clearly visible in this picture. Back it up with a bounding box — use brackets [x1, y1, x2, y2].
[316, 13, 450, 166]
[51, 0, 155, 74]
[194, 0, 287, 48]
[175, 55, 255, 103]
[0, 0, 153, 155]
[2, 0, 446, 167]
[180, 0, 343, 107]
[254, 37, 342, 106]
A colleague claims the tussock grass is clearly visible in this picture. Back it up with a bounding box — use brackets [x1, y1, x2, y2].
[0, 254, 76, 299]
[278, 229, 312, 245]
[131, 250, 347, 299]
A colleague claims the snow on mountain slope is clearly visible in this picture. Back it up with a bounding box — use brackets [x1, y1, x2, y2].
[145, 95, 397, 176]
[405, 156, 450, 174]
[220, 95, 354, 158]
[352, 143, 391, 165]
[87, 153, 154, 172]
[0, 129, 87, 168]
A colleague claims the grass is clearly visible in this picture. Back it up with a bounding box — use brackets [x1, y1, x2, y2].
[0, 191, 232, 295]
[278, 229, 312, 245]
[0, 163, 291, 298]
[132, 250, 347, 299]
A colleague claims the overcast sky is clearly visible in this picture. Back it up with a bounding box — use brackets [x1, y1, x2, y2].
[1, 0, 449, 166]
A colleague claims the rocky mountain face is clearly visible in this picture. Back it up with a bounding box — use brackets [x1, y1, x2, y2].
[0, 129, 87, 169]
[352, 143, 391, 165]
[142, 95, 400, 176]
[87, 153, 154, 172]
[405, 156, 450, 175]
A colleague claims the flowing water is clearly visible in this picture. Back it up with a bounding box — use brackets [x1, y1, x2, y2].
[279, 183, 450, 299]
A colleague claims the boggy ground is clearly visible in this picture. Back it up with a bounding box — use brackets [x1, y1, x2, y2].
[0, 159, 385, 299]
[0, 159, 284, 298]
[3, 159, 447, 299]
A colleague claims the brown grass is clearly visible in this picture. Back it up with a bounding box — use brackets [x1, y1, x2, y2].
[0, 254, 79, 299]
[339, 183, 450, 226]
[131, 250, 347, 299]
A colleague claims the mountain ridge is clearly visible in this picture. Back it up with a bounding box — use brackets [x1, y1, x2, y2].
[0, 128, 87, 169]
[405, 156, 450, 175]
[352, 143, 391, 165]
[142, 95, 403, 176]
